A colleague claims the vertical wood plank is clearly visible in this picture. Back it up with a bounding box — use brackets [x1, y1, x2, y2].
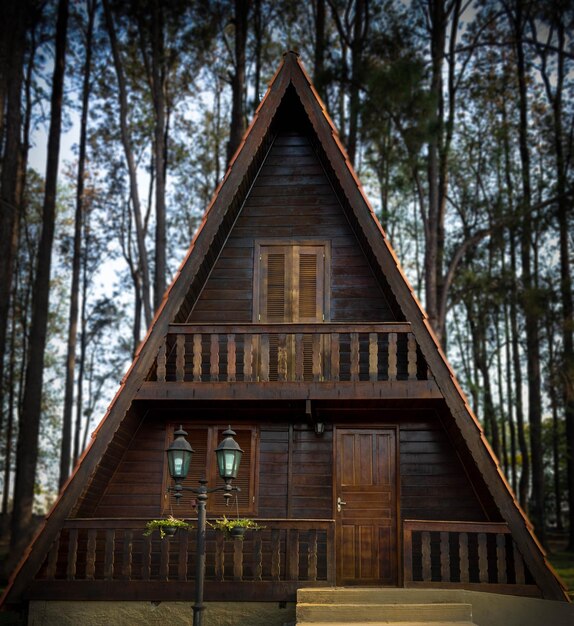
[277, 333, 288, 381]
[478, 533, 488, 583]
[233, 538, 243, 581]
[254, 531, 263, 581]
[156, 339, 166, 382]
[295, 333, 304, 381]
[227, 334, 236, 382]
[85, 529, 97, 580]
[287, 529, 299, 581]
[142, 534, 152, 581]
[243, 334, 253, 382]
[271, 528, 281, 581]
[159, 535, 169, 581]
[421, 531, 431, 581]
[175, 334, 185, 382]
[67, 529, 78, 581]
[178, 530, 189, 581]
[215, 532, 225, 581]
[403, 527, 413, 584]
[210, 334, 219, 381]
[369, 333, 378, 382]
[312, 334, 321, 381]
[104, 529, 115, 581]
[388, 332, 397, 381]
[496, 533, 507, 584]
[308, 530, 318, 582]
[513, 542, 526, 584]
[459, 533, 469, 583]
[121, 530, 133, 580]
[350, 332, 359, 381]
[440, 531, 450, 582]
[407, 333, 417, 380]
[193, 334, 202, 381]
[45, 532, 61, 580]
[260, 335, 270, 382]
[331, 333, 339, 381]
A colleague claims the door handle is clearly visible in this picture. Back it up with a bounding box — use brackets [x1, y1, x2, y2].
[337, 497, 347, 512]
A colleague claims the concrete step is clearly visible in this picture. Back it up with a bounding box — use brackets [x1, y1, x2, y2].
[297, 622, 477, 626]
[298, 588, 463, 605]
[296, 602, 473, 623]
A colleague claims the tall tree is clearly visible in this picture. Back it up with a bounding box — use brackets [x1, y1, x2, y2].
[11, 0, 69, 547]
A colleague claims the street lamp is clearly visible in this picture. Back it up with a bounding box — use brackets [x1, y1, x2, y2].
[166, 425, 243, 626]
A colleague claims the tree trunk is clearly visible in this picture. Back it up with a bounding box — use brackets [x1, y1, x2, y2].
[11, 0, 69, 549]
[226, 0, 248, 166]
[103, 0, 152, 328]
[313, 0, 326, 101]
[59, 0, 95, 490]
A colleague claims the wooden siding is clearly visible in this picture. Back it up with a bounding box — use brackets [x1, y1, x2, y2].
[75, 411, 487, 525]
[188, 132, 397, 324]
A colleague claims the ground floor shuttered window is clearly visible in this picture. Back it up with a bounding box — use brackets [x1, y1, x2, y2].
[162, 424, 258, 516]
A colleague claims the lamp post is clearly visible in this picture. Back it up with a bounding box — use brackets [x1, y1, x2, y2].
[166, 425, 243, 626]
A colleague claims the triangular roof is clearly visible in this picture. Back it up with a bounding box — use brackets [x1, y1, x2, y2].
[2, 51, 567, 604]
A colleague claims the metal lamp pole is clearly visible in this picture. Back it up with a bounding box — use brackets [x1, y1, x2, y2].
[166, 426, 243, 626]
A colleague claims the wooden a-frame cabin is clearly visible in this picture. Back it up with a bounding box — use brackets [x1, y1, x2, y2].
[2, 51, 569, 624]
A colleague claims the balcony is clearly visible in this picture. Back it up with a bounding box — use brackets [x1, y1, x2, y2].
[137, 323, 441, 400]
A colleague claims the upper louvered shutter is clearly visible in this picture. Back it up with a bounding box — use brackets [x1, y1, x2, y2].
[260, 248, 288, 323]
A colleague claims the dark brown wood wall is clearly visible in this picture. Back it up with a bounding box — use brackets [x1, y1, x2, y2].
[188, 132, 397, 324]
[76, 411, 487, 525]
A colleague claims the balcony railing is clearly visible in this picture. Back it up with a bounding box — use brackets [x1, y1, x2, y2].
[31, 518, 335, 602]
[403, 520, 540, 597]
[148, 323, 429, 384]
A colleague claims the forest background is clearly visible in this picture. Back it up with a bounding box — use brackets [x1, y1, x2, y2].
[0, 0, 573, 575]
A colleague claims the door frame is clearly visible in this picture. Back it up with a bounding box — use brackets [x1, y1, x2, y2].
[333, 424, 401, 586]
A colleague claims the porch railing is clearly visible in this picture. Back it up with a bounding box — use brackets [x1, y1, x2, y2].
[32, 518, 335, 601]
[149, 323, 428, 383]
[403, 520, 540, 597]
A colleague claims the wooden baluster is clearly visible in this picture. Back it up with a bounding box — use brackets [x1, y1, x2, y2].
[295, 334, 304, 381]
[243, 334, 253, 382]
[308, 530, 318, 581]
[67, 528, 78, 580]
[121, 530, 133, 580]
[496, 533, 507, 584]
[142, 534, 152, 581]
[210, 334, 219, 381]
[157, 338, 166, 382]
[193, 334, 202, 381]
[407, 333, 417, 380]
[233, 538, 244, 581]
[45, 532, 61, 580]
[478, 532, 488, 583]
[271, 528, 281, 581]
[85, 529, 97, 580]
[312, 335, 321, 381]
[440, 531, 450, 582]
[175, 334, 185, 382]
[287, 529, 299, 581]
[278, 333, 288, 381]
[421, 531, 431, 581]
[254, 531, 263, 581]
[403, 526, 413, 584]
[459, 532, 469, 583]
[227, 334, 236, 382]
[331, 333, 340, 381]
[513, 542, 526, 584]
[388, 332, 397, 381]
[350, 332, 359, 381]
[159, 534, 169, 581]
[260, 335, 270, 382]
[178, 530, 189, 581]
[369, 333, 378, 382]
[104, 529, 115, 580]
[215, 532, 225, 581]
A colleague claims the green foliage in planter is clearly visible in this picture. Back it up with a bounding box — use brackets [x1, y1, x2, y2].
[143, 515, 192, 539]
[209, 515, 264, 537]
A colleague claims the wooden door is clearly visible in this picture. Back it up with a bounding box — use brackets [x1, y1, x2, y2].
[336, 428, 398, 585]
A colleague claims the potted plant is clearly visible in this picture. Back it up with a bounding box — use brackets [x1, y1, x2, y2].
[209, 515, 263, 540]
[143, 515, 192, 539]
